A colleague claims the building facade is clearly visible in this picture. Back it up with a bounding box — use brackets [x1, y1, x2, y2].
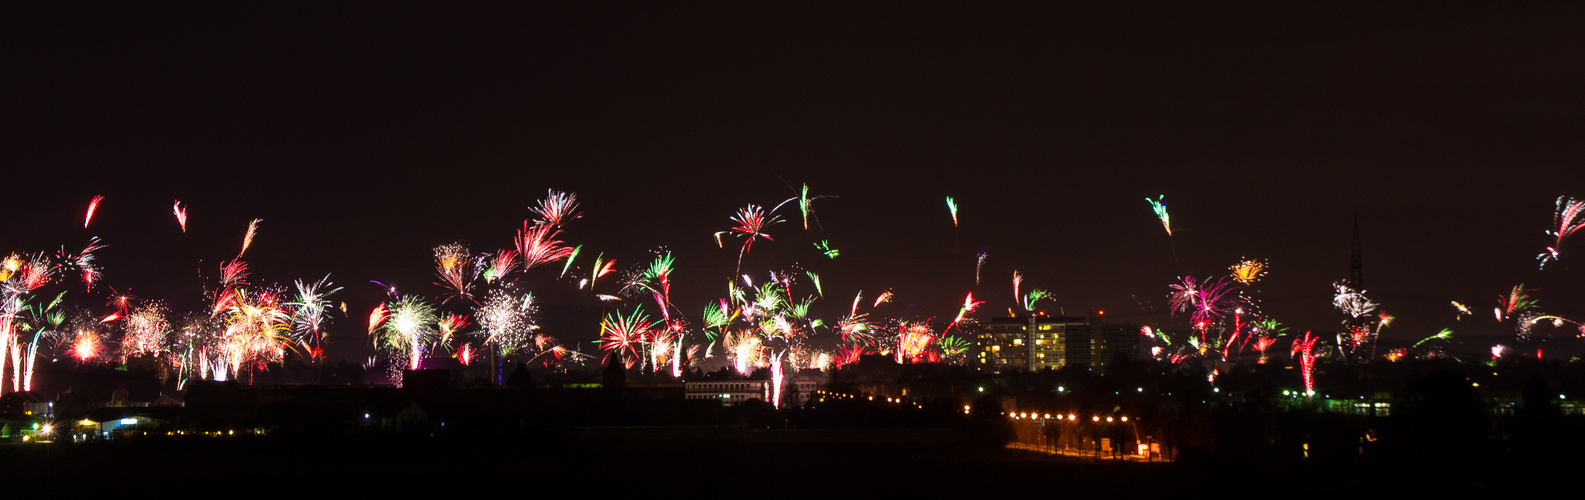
[974, 314, 1137, 373]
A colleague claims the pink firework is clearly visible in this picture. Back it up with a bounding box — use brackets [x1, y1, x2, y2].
[1538, 195, 1585, 268]
[1169, 276, 1241, 328]
[83, 195, 104, 228]
[516, 221, 575, 273]
[531, 190, 583, 227]
[173, 200, 188, 232]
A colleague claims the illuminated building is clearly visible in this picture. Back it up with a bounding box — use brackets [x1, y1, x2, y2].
[973, 314, 1136, 373]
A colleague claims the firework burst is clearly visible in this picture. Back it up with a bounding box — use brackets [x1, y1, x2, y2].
[719, 204, 783, 276]
[531, 189, 583, 227]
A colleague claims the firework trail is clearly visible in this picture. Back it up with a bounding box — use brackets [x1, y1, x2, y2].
[173, 200, 187, 232]
[1012, 271, 1022, 303]
[975, 249, 989, 285]
[1291, 331, 1318, 394]
[1495, 284, 1538, 322]
[774, 183, 834, 231]
[1538, 195, 1584, 268]
[84, 195, 104, 228]
[806, 271, 823, 298]
[873, 290, 893, 308]
[1451, 301, 1471, 320]
[946, 197, 959, 227]
[238, 219, 262, 258]
[561, 245, 582, 278]
[1413, 328, 1454, 348]
[814, 240, 839, 259]
[517, 221, 575, 273]
[531, 189, 583, 227]
[1146, 195, 1171, 236]
[368, 303, 390, 334]
[719, 204, 782, 276]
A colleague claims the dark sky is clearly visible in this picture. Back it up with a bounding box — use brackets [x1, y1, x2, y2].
[4, 2, 1583, 362]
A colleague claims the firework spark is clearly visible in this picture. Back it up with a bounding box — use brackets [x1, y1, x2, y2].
[1538, 195, 1585, 268]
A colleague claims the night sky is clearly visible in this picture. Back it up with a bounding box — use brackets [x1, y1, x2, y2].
[5, 3, 1583, 363]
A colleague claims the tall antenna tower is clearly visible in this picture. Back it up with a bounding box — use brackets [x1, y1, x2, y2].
[1350, 215, 1363, 289]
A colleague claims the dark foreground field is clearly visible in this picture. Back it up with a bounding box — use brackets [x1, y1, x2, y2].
[2, 434, 1173, 496]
